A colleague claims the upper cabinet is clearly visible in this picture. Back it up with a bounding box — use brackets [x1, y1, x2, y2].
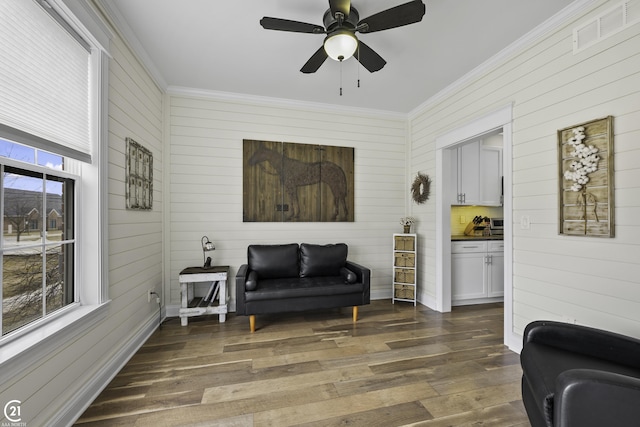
[457, 141, 482, 205]
[450, 137, 503, 206]
[480, 145, 503, 206]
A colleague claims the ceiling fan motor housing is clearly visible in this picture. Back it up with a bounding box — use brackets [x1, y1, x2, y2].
[323, 7, 359, 33]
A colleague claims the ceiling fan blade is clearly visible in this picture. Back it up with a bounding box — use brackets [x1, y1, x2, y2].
[260, 17, 325, 34]
[355, 40, 386, 72]
[358, 0, 425, 33]
[329, 0, 351, 19]
[300, 46, 329, 73]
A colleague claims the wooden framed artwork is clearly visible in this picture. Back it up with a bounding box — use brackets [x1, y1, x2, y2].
[558, 116, 614, 237]
[243, 139, 354, 222]
[125, 137, 153, 210]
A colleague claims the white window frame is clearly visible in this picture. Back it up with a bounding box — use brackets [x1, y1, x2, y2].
[0, 158, 79, 328]
[0, 0, 111, 385]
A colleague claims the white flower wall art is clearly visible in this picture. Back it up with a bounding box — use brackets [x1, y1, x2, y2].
[558, 116, 614, 237]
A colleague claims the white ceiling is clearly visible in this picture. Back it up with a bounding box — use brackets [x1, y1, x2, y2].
[104, 0, 576, 114]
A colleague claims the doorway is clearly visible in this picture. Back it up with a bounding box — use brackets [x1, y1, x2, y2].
[448, 130, 504, 306]
[434, 104, 517, 348]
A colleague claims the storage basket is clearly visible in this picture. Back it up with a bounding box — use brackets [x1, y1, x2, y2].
[394, 284, 415, 299]
[394, 252, 416, 267]
[394, 268, 415, 284]
[394, 235, 415, 251]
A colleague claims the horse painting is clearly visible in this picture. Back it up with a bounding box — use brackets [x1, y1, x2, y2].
[247, 142, 351, 221]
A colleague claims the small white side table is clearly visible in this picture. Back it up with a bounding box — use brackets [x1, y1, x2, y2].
[178, 265, 229, 326]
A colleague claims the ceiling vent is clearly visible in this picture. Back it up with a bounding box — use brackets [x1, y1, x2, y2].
[573, 0, 640, 52]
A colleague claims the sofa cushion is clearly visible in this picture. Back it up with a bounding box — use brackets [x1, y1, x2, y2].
[244, 276, 364, 302]
[300, 243, 347, 277]
[248, 243, 299, 279]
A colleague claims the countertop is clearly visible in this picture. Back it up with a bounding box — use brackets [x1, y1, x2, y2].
[451, 234, 503, 241]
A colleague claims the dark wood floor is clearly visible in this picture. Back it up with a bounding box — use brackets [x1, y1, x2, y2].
[75, 300, 530, 426]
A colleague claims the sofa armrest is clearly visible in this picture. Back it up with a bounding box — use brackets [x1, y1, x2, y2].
[555, 369, 640, 427]
[345, 261, 370, 284]
[523, 321, 640, 368]
[235, 264, 249, 315]
[345, 260, 370, 303]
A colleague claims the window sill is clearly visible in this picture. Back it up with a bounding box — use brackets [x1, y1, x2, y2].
[0, 301, 111, 385]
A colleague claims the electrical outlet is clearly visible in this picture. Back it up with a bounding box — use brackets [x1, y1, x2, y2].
[148, 290, 160, 304]
[520, 215, 531, 229]
[459, 215, 466, 224]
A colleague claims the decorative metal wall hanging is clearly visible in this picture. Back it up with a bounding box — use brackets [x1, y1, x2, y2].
[243, 139, 354, 222]
[558, 116, 614, 237]
[125, 137, 153, 210]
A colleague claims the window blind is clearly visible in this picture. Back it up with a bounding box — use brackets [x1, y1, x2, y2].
[0, 0, 91, 163]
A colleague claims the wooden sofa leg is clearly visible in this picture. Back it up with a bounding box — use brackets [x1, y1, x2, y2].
[353, 306, 358, 322]
[250, 315, 256, 333]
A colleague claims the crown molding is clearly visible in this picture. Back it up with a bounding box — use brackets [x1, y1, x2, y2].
[408, 0, 602, 120]
[96, 0, 167, 91]
[167, 85, 407, 120]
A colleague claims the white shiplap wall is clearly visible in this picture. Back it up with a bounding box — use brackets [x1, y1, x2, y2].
[0, 8, 165, 425]
[106, 26, 164, 321]
[409, 0, 640, 343]
[166, 92, 408, 310]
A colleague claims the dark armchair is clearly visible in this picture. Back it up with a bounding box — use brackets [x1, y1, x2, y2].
[520, 320, 640, 427]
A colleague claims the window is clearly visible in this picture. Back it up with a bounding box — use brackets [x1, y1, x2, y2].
[0, 0, 109, 362]
[1, 142, 76, 335]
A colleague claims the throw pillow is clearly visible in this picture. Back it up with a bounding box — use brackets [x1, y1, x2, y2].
[299, 243, 348, 277]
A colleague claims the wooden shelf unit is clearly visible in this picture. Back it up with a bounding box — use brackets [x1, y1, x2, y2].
[392, 233, 417, 306]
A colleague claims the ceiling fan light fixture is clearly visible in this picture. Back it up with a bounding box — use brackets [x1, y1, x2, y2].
[324, 30, 357, 61]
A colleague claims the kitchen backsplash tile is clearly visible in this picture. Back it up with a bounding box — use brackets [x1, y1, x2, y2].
[450, 205, 504, 235]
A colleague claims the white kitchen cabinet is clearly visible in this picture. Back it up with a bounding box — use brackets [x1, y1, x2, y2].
[451, 240, 504, 305]
[451, 241, 486, 301]
[450, 141, 480, 205]
[480, 146, 503, 206]
[487, 241, 504, 298]
[450, 140, 502, 206]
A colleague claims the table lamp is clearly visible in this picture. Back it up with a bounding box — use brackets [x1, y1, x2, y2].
[201, 235, 215, 268]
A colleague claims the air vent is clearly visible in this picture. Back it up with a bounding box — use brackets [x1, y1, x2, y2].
[574, 0, 640, 52]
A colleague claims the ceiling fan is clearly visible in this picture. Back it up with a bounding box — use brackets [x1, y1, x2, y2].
[260, 0, 426, 74]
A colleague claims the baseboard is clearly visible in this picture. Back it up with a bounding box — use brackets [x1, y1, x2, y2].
[452, 297, 503, 307]
[52, 312, 160, 427]
[370, 289, 391, 301]
[507, 332, 523, 354]
[165, 303, 180, 318]
[417, 290, 436, 311]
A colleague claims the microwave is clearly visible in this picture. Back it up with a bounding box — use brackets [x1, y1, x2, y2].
[489, 218, 504, 235]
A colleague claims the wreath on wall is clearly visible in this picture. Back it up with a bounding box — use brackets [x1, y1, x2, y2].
[411, 172, 431, 204]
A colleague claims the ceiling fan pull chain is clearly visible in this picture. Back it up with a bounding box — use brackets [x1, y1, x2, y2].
[357, 44, 361, 88]
[340, 59, 343, 96]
